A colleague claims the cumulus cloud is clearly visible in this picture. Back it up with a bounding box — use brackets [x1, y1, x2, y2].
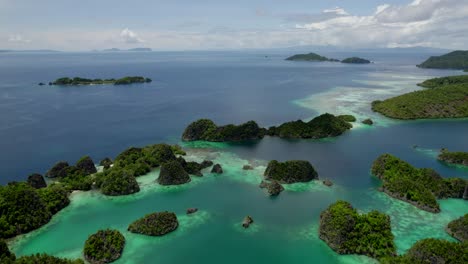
[8, 34, 30, 43]
[119, 28, 144, 43]
[294, 0, 468, 48]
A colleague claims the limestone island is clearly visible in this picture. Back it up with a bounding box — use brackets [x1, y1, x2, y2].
[319, 201, 396, 259]
[438, 149, 468, 167]
[371, 154, 467, 213]
[182, 113, 354, 142]
[341, 57, 371, 64]
[446, 214, 468, 242]
[285, 52, 339, 62]
[128, 212, 179, 236]
[417, 50, 468, 69]
[48, 76, 152, 86]
[372, 75, 468, 119]
[0, 240, 84, 264]
[83, 229, 125, 264]
[264, 160, 318, 184]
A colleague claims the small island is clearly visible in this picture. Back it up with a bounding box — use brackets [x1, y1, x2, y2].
[264, 160, 318, 183]
[83, 229, 125, 264]
[285, 52, 339, 62]
[417, 50, 468, 69]
[371, 154, 467, 213]
[128, 212, 179, 236]
[157, 160, 191, 185]
[438, 149, 468, 166]
[446, 214, 468, 242]
[319, 200, 396, 259]
[372, 75, 468, 119]
[48, 76, 152, 86]
[182, 113, 354, 142]
[341, 57, 371, 64]
[380, 238, 468, 263]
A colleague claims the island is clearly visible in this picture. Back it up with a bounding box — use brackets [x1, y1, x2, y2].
[371, 154, 467, 213]
[264, 160, 318, 183]
[446, 214, 468, 242]
[341, 57, 371, 64]
[157, 160, 191, 185]
[128, 212, 179, 236]
[83, 229, 125, 264]
[362, 118, 374, 125]
[49, 76, 152, 86]
[372, 75, 468, 119]
[285, 52, 339, 62]
[380, 238, 468, 263]
[438, 149, 468, 166]
[319, 200, 396, 259]
[259, 180, 284, 196]
[182, 113, 354, 142]
[417, 50, 468, 69]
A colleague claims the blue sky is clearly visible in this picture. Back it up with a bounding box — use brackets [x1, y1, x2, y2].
[1, 0, 466, 50]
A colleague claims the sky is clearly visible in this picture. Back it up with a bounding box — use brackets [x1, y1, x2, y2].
[1, 0, 467, 51]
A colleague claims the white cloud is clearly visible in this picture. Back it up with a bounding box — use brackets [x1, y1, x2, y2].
[8, 34, 30, 43]
[323, 7, 349, 16]
[119, 28, 144, 44]
[294, 0, 468, 49]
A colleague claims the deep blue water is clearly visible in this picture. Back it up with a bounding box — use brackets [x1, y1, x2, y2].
[0, 50, 467, 184]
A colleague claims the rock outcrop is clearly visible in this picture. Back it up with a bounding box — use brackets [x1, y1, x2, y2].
[27, 173, 47, 189]
[45, 161, 69, 178]
[211, 164, 223, 174]
[242, 216, 254, 228]
[128, 212, 179, 236]
[76, 156, 97, 175]
[264, 160, 318, 183]
[157, 161, 191, 185]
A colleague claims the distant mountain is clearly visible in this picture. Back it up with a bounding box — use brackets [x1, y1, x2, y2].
[100, 48, 152, 52]
[417, 50, 468, 70]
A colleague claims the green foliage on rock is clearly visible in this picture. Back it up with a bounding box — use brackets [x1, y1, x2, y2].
[100, 168, 140, 196]
[113, 144, 176, 175]
[372, 75, 468, 120]
[362, 118, 374, 125]
[380, 238, 468, 264]
[45, 161, 70, 178]
[446, 214, 468, 242]
[99, 158, 113, 169]
[83, 229, 125, 264]
[157, 161, 191, 185]
[182, 119, 265, 142]
[76, 156, 97, 175]
[286, 53, 338, 62]
[264, 160, 318, 183]
[438, 150, 468, 166]
[52, 76, 151, 86]
[319, 200, 396, 259]
[37, 184, 70, 214]
[128, 211, 179, 236]
[417, 50, 468, 69]
[15, 254, 84, 264]
[371, 154, 467, 213]
[341, 57, 371, 64]
[268, 113, 353, 139]
[0, 183, 51, 239]
[0, 239, 15, 262]
[337, 115, 357, 122]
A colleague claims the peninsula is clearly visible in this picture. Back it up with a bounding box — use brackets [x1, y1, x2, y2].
[417, 50, 468, 69]
[372, 75, 468, 119]
[48, 76, 152, 86]
[371, 154, 467, 213]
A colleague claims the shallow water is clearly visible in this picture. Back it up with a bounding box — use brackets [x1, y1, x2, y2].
[2, 51, 468, 263]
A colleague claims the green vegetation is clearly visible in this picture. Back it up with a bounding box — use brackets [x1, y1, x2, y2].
[362, 118, 373, 125]
[371, 154, 467, 213]
[99, 157, 113, 169]
[15, 254, 84, 264]
[438, 149, 468, 166]
[341, 57, 371, 64]
[100, 168, 140, 196]
[267, 113, 353, 139]
[264, 160, 318, 183]
[157, 160, 191, 185]
[372, 75, 468, 119]
[37, 184, 70, 214]
[380, 238, 468, 264]
[128, 211, 179, 236]
[446, 214, 468, 242]
[76, 156, 97, 175]
[418, 75, 468, 88]
[285, 53, 338, 62]
[319, 200, 396, 259]
[182, 119, 265, 142]
[51, 76, 152, 86]
[337, 115, 357, 122]
[417, 50, 468, 69]
[0, 239, 15, 263]
[83, 229, 125, 264]
[26, 173, 46, 189]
